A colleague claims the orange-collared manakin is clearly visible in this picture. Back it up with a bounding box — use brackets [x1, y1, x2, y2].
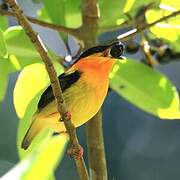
[21, 41, 124, 150]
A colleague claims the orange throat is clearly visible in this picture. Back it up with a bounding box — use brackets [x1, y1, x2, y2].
[73, 56, 115, 82]
[73, 56, 115, 105]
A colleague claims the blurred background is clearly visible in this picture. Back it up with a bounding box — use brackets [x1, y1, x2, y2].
[0, 0, 180, 180]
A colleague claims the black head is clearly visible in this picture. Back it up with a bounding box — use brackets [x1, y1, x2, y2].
[110, 41, 124, 59]
[77, 45, 110, 60]
[75, 41, 124, 63]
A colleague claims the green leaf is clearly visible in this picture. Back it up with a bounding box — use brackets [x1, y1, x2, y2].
[123, 0, 160, 13]
[13, 62, 63, 158]
[99, 0, 127, 28]
[4, 26, 41, 68]
[43, 0, 66, 26]
[0, 59, 17, 102]
[145, 9, 180, 51]
[42, 0, 67, 40]
[160, 0, 180, 10]
[123, 0, 137, 13]
[38, 0, 82, 33]
[14, 62, 63, 119]
[99, 0, 160, 29]
[1, 133, 69, 180]
[0, 71, 8, 102]
[47, 174, 56, 180]
[110, 59, 180, 119]
[63, 0, 82, 28]
[0, 15, 8, 31]
[0, 29, 7, 58]
[37, 6, 52, 23]
[40, 0, 82, 28]
[17, 92, 48, 159]
[4, 26, 59, 69]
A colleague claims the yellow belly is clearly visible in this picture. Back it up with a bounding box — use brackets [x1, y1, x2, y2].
[22, 57, 115, 149]
[35, 76, 109, 132]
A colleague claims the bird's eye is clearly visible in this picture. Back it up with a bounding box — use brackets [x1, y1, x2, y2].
[110, 42, 124, 59]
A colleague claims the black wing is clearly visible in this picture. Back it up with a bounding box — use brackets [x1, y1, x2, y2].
[38, 70, 81, 110]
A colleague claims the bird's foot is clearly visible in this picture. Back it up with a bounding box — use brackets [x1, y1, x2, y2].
[67, 144, 84, 159]
[60, 111, 72, 121]
[65, 111, 72, 119]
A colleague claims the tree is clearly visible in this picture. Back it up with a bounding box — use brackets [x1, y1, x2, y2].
[0, 0, 180, 179]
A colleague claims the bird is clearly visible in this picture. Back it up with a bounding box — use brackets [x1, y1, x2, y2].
[21, 41, 124, 150]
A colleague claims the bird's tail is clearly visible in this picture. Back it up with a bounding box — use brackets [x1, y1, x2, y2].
[21, 113, 44, 150]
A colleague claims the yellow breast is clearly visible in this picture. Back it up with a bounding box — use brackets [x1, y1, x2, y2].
[35, 57, 115, 132]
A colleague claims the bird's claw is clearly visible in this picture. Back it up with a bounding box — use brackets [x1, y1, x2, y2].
[65, 111, 72, 120]
[60, 111, 72, 121]
[67, 144, 84, 159]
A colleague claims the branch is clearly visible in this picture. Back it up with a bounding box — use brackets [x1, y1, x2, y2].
[5, 0, 89, 179]
[141, 36, 158, 67]
[110, 9, 180, 42]
[0, 7, 79, 37]
[99, 2, 156, 33]
[81, 0, 108, 179]
[86, 111, 108, 180]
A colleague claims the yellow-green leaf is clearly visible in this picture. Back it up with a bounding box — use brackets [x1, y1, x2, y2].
[14, 62, 63, 119]
[0, 15, 8, 31]
[0, 59, 17, 102]
[145, 9, 180, 51]
[1, 134, 69, 180]
[160, 0, 180, 10]
[4, 26, 41, 68]
[0, 72, 8, 101]
[13, 62, 63, 161]
[123, 0, 160, 13]
[99, 0, 127, 28]
[0, 29, 7, 58]
[39, 0, 82, 28]
[110, 59, 180, 119]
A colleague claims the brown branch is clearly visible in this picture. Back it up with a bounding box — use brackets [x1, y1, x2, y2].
[86, 111, 108, 180]
[109, 9, 180, 42]
[5, 0, 89, 179]
[141, 36, 158, 67]
[0, 8, 79, 37]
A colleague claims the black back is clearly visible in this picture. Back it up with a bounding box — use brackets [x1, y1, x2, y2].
[38, 70, 81, 110]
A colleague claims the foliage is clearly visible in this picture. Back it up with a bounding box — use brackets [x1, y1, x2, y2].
[1, 133, 69, 180]
[110, 60, 180, 119]
[0, 0, 180, 179]
[13, 62, 63, 158]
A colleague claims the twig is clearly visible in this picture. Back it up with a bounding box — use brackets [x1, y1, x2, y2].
[5, 0, 89, 179]
[141, 35, 158, 67]
[0, 8, 79, 37]
[109, 9, 180, 42]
